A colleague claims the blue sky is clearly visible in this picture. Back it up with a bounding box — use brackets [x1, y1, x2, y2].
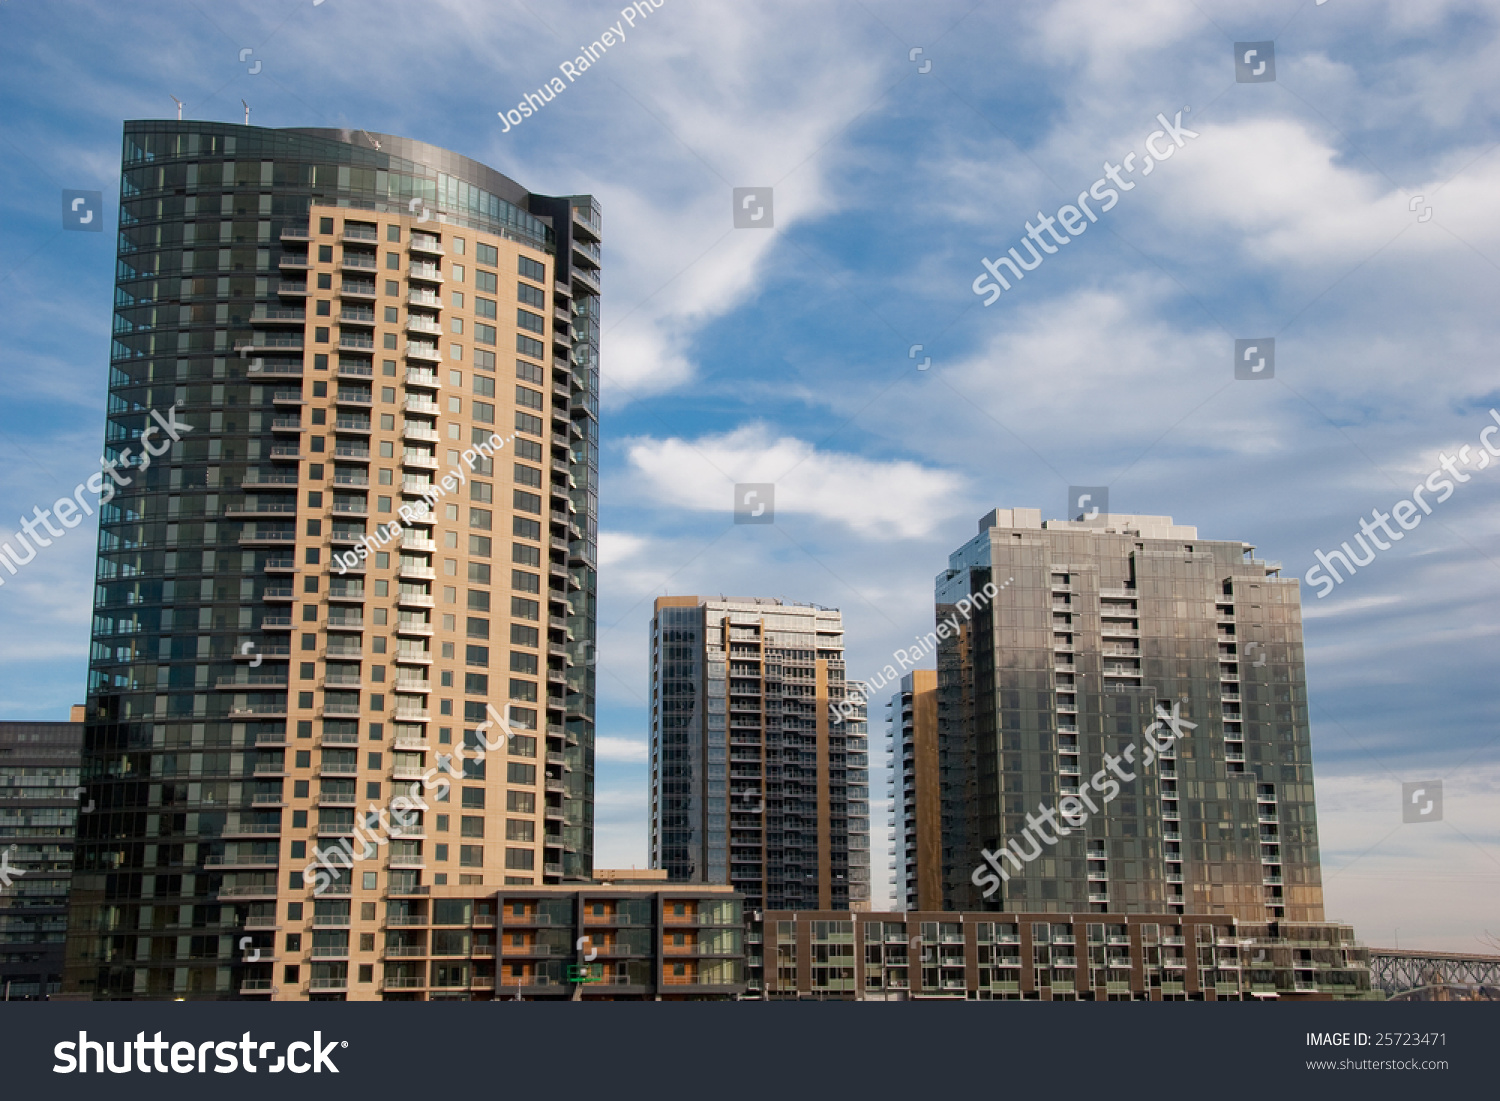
[2, 0, 1498, 951]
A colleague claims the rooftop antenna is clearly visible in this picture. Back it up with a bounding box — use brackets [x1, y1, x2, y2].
[241, 100, 251, 125]
[170, 95, 184, 121]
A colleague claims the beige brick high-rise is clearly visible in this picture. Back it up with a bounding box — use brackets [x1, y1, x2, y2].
[65, 122, 599, 1000]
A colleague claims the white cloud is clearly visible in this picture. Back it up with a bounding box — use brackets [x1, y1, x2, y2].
[595, 736, 649, 763]
[623, 423, 967, 539]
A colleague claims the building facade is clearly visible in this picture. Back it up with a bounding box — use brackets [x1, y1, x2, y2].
[648, 597, 870, 914]
[0, 714, 83, 999]
[936, 508, 1323, 923]
[65, 121, 600, 1000]
[886, 670, 940, 912]
[755, 910, 1371, 1000]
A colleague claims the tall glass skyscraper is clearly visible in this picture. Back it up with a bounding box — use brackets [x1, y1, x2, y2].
[64, 122, 599, 999]
[936, 508, 1324, 924]
[648, 597, 870, 914]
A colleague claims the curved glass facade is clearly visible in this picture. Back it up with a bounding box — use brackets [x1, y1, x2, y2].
[66, 121, 599, 1000]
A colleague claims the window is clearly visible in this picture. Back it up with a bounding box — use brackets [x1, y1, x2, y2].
[516, 360, 543, 384]
[467, 590, 491, 612]
[475, 297, 497, 319]
[459, 845, 484, 868]
[475, 270, 497, 293]
[466, 617, 490, 639]
[473, 401, 495, 424]
[519, 256, 546, 282]
[509, 678, 537, 702]
[469, 535, 492, 557]
[473, 375, 495, 398]
[476, 242, 499, 267]
[510, 651, 538, 675]
[466, 644, 489, 665]
[468, 562, 492, 584]
[511, 570, 540, 594]
[513, 490, 541, 515]
[505, 820, 534, 842]
[516, 335, 544, 359]
[461, 815, 484, 837]
[514, 463, 542, 487]
[475, 323, 497, 346]
[470, 507, 492, 529]
[517, 309, 545, 334]
[510, 624, 538, 647]
[474, 349, 496, 371]
[507, 790, 535, 813]
[513, 517, 542, 540]
[461, 787, 486, 809]
[503, 759, 537, 787]
[515, 411, 543, 437]
[517, 282, 545, 308]
[470, 481, 493, 503]
[505, 848, 534, 870]
[451, 317, 464, 334]
[515, 386, 543, 410]
[511, 597, 539, 620]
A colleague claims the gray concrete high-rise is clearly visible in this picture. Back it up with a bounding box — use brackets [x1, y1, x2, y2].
[936, 508, 1324, 924]
[648, 597, 870, 914]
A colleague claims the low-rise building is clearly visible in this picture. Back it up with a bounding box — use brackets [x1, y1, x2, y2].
[238, 869, 746, 1000]
[754, 910, 1372, 1000]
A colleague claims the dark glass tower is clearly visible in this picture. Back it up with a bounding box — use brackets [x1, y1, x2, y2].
[937, 508, 1324, 924]
[65, 121, 599, 1000]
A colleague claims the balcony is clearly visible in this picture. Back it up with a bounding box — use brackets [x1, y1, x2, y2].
[405, 368, 440, 389]
[405, 317, 442, 337]
[405, 342, 441, 363]
[403, 396, 440, 415]
[251, 307, 306, 325]
[408, 290, 442, 308]
[340, 282, 377, 300]
[408, 262, 443, 283]
[248, 359, 303, 379]
[409, 233, 443, 256]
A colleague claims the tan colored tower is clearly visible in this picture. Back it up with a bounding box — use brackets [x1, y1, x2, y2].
[66, 123, 599, 1001]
